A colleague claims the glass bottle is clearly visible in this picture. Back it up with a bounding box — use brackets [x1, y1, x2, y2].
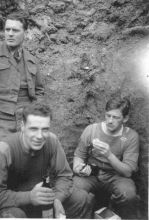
[42, 173, 55, 218]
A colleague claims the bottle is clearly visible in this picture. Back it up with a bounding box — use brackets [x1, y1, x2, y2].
[42, 174, 55, 218]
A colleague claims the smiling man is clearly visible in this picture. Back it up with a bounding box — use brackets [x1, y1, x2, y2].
[0, 11, 44, 140]
[73, 96, 139, 219]
[0, 102, 94, 218]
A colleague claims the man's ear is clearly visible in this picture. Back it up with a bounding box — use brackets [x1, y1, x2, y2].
[123, 115, 129, 123]
[24, 31, 27, 40]
[20, 121, 25, 132]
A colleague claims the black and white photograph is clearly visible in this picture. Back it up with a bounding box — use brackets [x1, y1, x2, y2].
[0, 0, 148, 219]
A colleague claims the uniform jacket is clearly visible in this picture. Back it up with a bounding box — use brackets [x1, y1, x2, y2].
[0, 42, 44, 115]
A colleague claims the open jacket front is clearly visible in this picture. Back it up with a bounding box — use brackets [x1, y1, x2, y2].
[0, 42, 44, 115]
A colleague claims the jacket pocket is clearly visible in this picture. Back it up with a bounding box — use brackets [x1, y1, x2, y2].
[0, 62, 11, 86]
[0, 62, 10, 70]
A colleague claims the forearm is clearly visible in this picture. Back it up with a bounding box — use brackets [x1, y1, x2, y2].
[107, 153, 132, 177]
[0, 190, 31, 208]
[73, 156, 85, 173]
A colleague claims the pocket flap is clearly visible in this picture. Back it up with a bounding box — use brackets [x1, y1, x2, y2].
[27, 61, 37, 75]
[0, 62, 10, 70]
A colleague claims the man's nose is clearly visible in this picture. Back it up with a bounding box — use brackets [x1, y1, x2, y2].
[108, 116, 113, 123]
[8, 29, 13, 36]
[36, 130, 43, 139]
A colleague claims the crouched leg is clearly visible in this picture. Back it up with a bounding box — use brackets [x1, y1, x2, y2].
[73, 175, 100, 193]
[63, 187, 95, 219]
[0, 207, 27, 218]
[73, 175, 109, 210]
[110, 177, 138, 219]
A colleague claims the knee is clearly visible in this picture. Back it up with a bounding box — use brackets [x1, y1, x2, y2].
[120, 183, 136, 201]
[65, 187, 90, 206]
[73, 176, 90, 192]
[72, 187, 95, 210]
[64, 187, 95, 218]
[125, 187, 136, 201]
[112, 180, 137, 203]
[0, 207, 27, 218]
[73, 175, 98, 193]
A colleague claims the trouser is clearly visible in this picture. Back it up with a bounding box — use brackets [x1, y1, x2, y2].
[0, 98, 31, 141]
[73, 170, 139, 219]
[0, 187, 95, 218]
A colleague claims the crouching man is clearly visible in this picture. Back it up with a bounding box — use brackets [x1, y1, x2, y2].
[73, 96, 139, 219]
[0, 102, 94, 218]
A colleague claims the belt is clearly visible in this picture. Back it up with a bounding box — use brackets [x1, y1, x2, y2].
[17, 88, 31, 103]
[18, 88, 29, 97]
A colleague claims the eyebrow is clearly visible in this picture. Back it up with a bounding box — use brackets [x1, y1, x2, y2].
[5, 27, 20, 31]
[29, 126, 50, 129]
[106, 113, 121, 118]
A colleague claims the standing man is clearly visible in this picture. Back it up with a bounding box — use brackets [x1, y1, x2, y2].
[0, 11, 44, 139]
[0, 102, 94, 218]
[73, 96, 139, 219]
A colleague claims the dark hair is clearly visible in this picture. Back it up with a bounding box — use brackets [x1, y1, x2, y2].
[105, 97, 131, 117]
[22, 102, 52, 123]
[5, 11, 29, 30]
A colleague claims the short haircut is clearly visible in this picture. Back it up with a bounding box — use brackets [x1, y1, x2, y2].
[105, 97, 131, 117]
[22, 102, 52, 123]
[5, 11, 29, 30]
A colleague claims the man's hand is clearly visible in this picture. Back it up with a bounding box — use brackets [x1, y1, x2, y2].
[79, 164, 92, 176]
[92, 139, 111, 158]
[30, 182, 55, 206]
[74, 163, 92, 176]
[54, 199, 66, 218]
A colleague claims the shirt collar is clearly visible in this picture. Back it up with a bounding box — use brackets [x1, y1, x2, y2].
[0, 42, 23, 60]
[0, 42, 36, 64]
[102, 121, 123, 136]
[12, 47, 23, 62]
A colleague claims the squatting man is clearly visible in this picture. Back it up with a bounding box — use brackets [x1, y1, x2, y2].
[73, 96, 139, 219]
[0, 102, 94, 218]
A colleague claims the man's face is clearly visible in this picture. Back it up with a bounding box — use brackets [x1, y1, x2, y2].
[5, 19, 25, 48]
[105, 109, 126, 134]
[21, 115, 50, 151]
